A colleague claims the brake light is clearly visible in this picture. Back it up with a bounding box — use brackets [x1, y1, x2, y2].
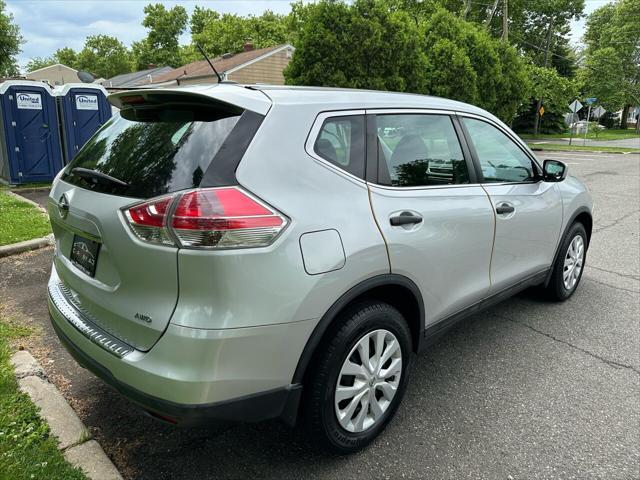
[123, 187, 287, 249]
[123, 196, 174, 245]
[171, 188, 286, 248]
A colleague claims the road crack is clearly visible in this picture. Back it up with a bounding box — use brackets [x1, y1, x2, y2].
[593, 209, 639, 234]
[586, 265, 640, 281]
[501, 316, 640, 376]
[584, 275, 640, 294]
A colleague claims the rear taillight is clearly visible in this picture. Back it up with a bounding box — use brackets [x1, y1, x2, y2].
[124, 195, 174, 245]
[123, 187, 287, 249]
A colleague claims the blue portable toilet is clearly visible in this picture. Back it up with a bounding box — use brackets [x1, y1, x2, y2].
[56, 84, 111, 163]
[0, 80, 64, 184]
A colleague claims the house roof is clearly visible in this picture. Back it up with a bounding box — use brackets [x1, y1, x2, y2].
[151, 45, 289, 84]
[102, 66, 173, 88]
[26, 63, 78, 75]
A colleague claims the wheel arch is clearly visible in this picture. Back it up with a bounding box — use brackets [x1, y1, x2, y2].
[544, 206, 592, 287]
[291, 274, 425, 386]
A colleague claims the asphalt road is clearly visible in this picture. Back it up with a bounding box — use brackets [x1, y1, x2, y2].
[1, 152, 638, 480]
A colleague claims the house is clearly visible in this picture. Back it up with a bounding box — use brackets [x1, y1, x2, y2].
[25, 63, 79, 85]
[101, 66, 173, 89]
[150, 43, 294, 86]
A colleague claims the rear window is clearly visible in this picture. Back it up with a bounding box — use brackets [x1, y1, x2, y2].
[62, 107, 241, 198]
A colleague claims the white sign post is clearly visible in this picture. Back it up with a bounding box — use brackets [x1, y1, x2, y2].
[583, 98, 597, 146]
[592, 106, 606, 140]
[568, 100, 583, 146]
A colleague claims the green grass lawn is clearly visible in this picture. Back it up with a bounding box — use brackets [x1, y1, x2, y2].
[519, 128, 639, 141]
[0, 192, 51, 246]
[0, 317, 87, 480]
[526, 143, 640, 153]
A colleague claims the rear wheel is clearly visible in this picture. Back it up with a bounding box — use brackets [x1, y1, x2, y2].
[546, 222, 587, 301]
[303, 301, 412, 454]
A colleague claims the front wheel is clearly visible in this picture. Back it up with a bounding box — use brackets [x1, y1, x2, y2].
[302, 301, 412, 454]
[546, 222, 588, 301]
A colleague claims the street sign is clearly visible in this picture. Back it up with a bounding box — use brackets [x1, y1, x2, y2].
[539, 106, 545, 116]
[593, 106, 606, 119]
[585, 97, 597, 105]
[569, 100, 583, 113]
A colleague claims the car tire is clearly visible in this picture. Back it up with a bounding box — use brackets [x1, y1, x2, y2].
[302, 301, 412, 454]
[546, 222, 588, 301]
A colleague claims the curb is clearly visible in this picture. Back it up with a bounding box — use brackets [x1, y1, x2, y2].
[528, 147, 638, 155]
[6, 189, 48, 213]
[0, 234, 54, 258]
[11, 350, 122, 480]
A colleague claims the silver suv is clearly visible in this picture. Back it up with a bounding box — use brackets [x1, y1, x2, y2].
[47, 85, 593, 453]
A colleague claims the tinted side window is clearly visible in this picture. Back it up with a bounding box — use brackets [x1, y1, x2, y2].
[314, 115, 365, 179]
[462, 117, 537, 183]
[376, 114, 469, 187]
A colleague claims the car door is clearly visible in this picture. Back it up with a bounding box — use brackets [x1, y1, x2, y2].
[367, 111, 495, 326]
[459, 115, 563, 292]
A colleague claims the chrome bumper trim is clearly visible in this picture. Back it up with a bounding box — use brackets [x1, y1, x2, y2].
[48, 282, 134, 358]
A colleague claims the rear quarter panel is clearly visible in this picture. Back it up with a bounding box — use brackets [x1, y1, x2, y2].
[171, 103, 390, 330]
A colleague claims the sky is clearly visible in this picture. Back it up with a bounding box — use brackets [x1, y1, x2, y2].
[7, 0, 613, 72]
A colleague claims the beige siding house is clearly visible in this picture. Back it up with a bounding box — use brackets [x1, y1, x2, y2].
[25, 63, 79, 85]
[151, 44, 294, 87]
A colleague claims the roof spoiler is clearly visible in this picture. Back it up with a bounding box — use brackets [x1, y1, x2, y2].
[108, 86, 271, 115]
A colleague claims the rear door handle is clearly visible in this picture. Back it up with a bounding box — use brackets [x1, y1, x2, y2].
[495, 203, 515, 215]
[390, 212, 423, 226]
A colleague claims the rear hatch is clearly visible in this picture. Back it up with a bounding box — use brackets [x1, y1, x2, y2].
[48, 88, 269, 351]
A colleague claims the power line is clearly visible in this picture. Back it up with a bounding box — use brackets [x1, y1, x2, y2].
[510, 32, 640, 104]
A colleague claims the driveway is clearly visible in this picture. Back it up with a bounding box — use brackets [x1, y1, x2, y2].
[1, 152, 638, 480]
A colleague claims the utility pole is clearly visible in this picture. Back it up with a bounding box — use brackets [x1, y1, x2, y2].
[502, 0, 508, 41]
[485, 0, 500, 27]
[533, 18, 554, 136]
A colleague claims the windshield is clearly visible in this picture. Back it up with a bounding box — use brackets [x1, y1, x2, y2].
[62, 108, 241, 198]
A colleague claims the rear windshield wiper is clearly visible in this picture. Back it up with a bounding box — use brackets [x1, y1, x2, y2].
[71, 168, 129, 187]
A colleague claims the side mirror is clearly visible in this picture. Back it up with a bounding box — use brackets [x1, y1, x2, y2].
[543, 159, 568, 182]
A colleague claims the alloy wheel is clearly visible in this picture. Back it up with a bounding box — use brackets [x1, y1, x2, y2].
[334, 329, 402, 433]
[563, 234, 584, 290]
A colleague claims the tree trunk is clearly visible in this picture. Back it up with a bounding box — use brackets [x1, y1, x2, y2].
[462, 0, 471, 19]
[620, 104, 630, 129]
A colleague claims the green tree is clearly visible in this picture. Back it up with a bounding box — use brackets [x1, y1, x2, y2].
[25, 56, 55, 72]
[459, 0, 583, 63]
[581, 0, 639, 128]
[513, 64, 578, 133]
[76, 35, 132, 79]
[25, 47, 79, 73]
[0, 0, 22, 76]
[54, 47, 78, 68]
[193, 10, 290, 57]
[132, 3, 188, 69]
[190, 5, 219, 37]
[285, 0, 427, 93]
[421, 8, 528, 122]
[287, 1, 527, 123]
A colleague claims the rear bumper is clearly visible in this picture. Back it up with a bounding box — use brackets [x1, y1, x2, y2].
[51, 319, 301, 426]
[47, 265, 315, 426]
